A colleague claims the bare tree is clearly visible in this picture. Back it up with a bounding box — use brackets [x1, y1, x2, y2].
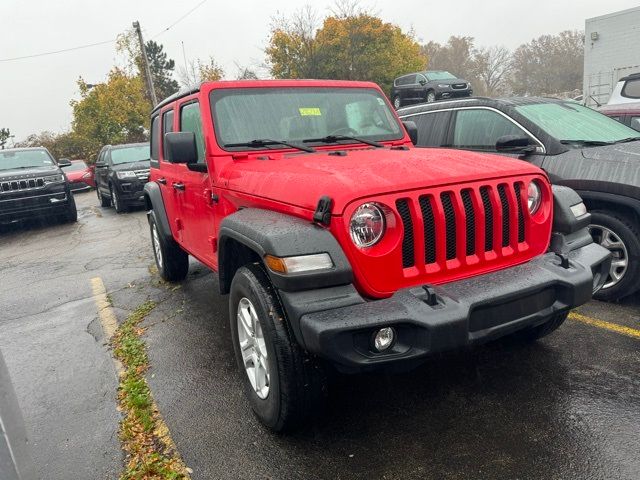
[178, 57, 224, 87]
[472, 46, 512, 96]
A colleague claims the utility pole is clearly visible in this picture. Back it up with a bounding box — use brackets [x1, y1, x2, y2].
[133, 21, 158, 106]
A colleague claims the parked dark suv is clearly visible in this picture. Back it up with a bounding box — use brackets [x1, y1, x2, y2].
[398, 96, 640, 301]
[0, 147, 77, 225]
[95, 142, 150, 213]
[391, 71, 472, 109]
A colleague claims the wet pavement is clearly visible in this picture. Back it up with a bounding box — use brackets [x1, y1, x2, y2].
[1, 191, 639, 479]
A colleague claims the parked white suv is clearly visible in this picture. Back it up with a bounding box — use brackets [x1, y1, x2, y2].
[608, 73, 640, 105]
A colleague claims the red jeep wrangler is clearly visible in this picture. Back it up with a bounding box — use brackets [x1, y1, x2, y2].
[144, 80, 610, 431]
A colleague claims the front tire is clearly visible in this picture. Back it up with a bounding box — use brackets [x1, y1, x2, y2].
[393, 95, 402, 110]
[426, 90, 437, 103]
[97, 187, 111, 207]
[149, 211, 189, 282]
[229, 264, 327, 432]
[111, 185, 127, 213]
[589, 210, 640, 301]
[64, 194, 78, 223]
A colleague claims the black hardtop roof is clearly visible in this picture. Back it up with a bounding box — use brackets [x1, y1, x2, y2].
[152, 84, 201, 114]
[0, 146, 49, 153]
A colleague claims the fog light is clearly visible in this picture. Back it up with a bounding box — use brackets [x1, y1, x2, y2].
[373, 327, 395, 352]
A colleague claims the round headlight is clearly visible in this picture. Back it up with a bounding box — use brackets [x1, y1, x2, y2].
[527, 181, 542, 214]
[350, 203, 386, 248]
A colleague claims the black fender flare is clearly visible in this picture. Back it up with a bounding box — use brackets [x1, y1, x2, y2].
[218, 208, 353, 295]
[575, 189, 640, 218]
[143, 182, 173, 244]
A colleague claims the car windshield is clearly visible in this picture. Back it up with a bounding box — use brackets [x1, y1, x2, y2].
[515, 102, 640, 144]
[425, 71, 456, 81]
[0, 149, 54, 171]
[210, 87, 403, 150]
[110, 145, 150, 165]
[62, 161, 88, 172]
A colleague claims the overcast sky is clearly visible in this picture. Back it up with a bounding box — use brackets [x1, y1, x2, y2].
[1, 0, 638, 143]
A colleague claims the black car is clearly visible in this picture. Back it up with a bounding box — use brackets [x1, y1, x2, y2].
[398, 97, 640, 301]
[0, 147, 77, 226]
[95, 142, 150, 213]
[390, 71, 472, 109]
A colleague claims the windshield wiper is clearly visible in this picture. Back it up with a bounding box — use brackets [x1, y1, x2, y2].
[302, 134, 384, 148]
[559, 139, 612, 147]
[613, 137, 640, 144]
[224, 138, 315, 153]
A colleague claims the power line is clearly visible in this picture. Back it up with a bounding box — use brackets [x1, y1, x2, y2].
[153, 0, 209, 38]
[0, 39, 115, 63]
[0, 0, 210, 63]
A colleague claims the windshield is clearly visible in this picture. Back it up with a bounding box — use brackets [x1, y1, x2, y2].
[425, 71, 456, 81]
[62, 161, 88, 172]
[0, 149, 55, 171]
[515, 102, 640, 144]
[110, 145, 150, 165]
[210, 87, 403, 150]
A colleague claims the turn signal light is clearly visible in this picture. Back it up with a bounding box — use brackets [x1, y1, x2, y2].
[264, 253, 333, 274]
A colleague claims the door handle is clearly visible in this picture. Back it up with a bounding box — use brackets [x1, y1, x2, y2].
[157, 178, 167, 185]
[173, 182, 185, 191]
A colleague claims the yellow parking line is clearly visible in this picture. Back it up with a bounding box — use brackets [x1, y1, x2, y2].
[569, 311, 640, 340]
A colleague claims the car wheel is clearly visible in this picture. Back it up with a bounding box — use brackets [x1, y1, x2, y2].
[97, 187, 110, 207]
[426, 91, 436, 103]
[393, 96, 402, 110]
[149, 210, 189, 281]
[589, 210, 640, 301]
[515, 312, 568, 342]
[65, 194, 78, 223]
[111, 185, 126, 213]
[229, 264, 327, 432]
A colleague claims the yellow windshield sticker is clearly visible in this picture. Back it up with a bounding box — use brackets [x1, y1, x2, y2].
[299, 107, 322, 116]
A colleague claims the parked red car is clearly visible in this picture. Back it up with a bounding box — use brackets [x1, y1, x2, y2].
[599, 102, 640, 132]
[61, 160, 95, 191]
[144, 80, 610, 431]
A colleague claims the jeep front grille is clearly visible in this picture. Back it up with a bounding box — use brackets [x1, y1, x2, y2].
[0, 177, 46, 193]
[396, 181, 528, 270]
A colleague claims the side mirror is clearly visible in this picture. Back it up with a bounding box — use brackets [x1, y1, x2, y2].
[165, 132, 198, 164]
[419, 80, 427, 86]
[402, 120, 418, 145]
[495, 135, 536, 154]
[58, 158, 72, 167]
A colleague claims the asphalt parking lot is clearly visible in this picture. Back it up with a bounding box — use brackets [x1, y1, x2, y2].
[1, 191, 639, 480]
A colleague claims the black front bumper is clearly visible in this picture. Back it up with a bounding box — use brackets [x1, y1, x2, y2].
[114, 181, 146, 205]
[280, 241, 610, 371]
[0, 188, 71, 223]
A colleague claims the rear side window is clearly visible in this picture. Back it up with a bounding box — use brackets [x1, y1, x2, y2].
[410, 111, 451, 147]
[631, 116, 640, 132]
[180, 102, 205, 163]
[452, 109, 527, 151]
[622, 78, 640, 99]
[163, 110, 174, 135]
[396, 75, 416, 86]
[150, 115, 160, 160]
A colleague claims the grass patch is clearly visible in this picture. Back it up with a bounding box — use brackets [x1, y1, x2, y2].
[112, 300, 191, 480]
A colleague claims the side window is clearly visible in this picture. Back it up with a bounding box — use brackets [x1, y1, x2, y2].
[622, 78, 640, 99]
[452, 109, 529, 151]
[150, 115, 160, 161]
[180, 102, 205, 163]
[416, 74, 427, 85]
[163, 110, 174, 135]
[630, 116, 640, 132]
[411, 111, 451, 147]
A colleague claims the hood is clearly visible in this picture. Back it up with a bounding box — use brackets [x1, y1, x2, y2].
[112, 160, 150, 172]
[0, 164, 59, 181]
[580, 141, 640, 164]
[219, 147, 544, 213]
[437, 78, 468, 86]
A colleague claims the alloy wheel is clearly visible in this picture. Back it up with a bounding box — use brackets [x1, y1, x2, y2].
[152, 224, 163, 270]
[588, 223, 629, 289]
[112, 188, 119, 211]
[393, 96, 401, 109]
[236, 297, 270, 399]
[427, 92, 436, 103]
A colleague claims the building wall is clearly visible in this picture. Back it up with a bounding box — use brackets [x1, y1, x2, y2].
[583, 6, 640, 106]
